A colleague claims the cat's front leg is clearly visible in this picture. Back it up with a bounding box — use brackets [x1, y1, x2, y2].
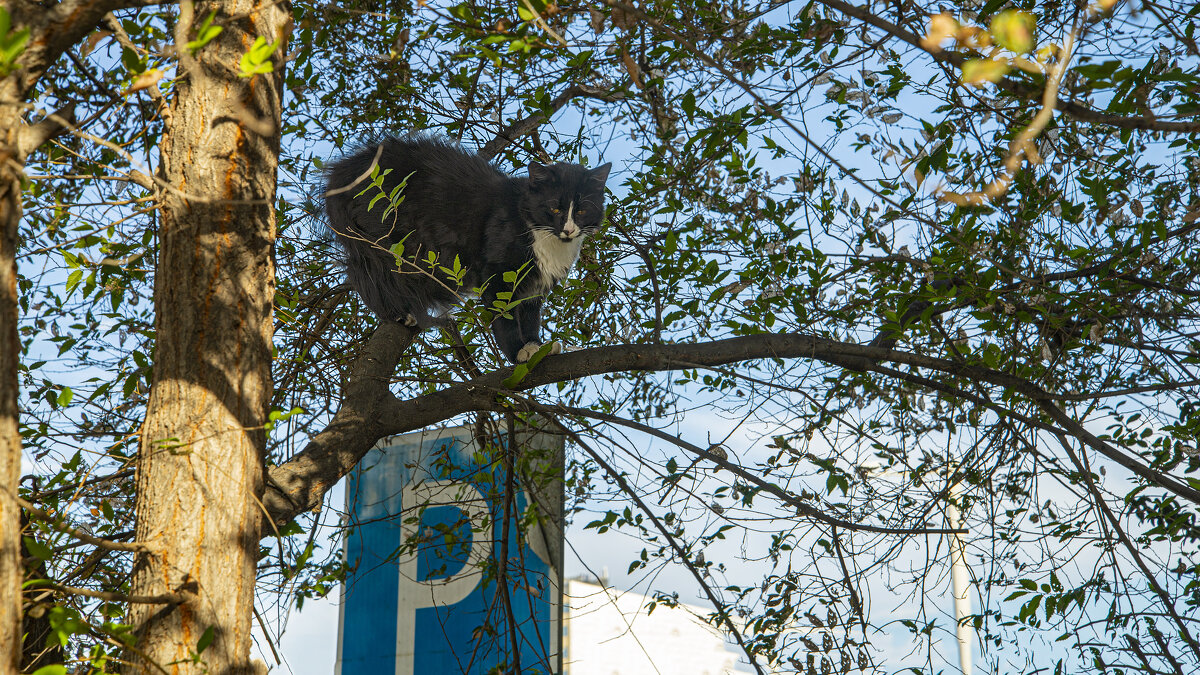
[491, 315, 524, 363]
[512, 294, 565, 363]
[488, 292, 534, 363]
[491, 294, 557, 363]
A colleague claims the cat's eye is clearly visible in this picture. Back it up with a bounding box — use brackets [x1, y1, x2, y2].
[577, 208, 587, 215]
[550, 207, 561, 214]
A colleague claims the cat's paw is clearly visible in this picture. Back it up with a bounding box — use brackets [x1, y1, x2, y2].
[402, 313, 420, 328]
[516, 341, 562, 363]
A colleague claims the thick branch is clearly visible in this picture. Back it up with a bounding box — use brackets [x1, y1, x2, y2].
[11, 0, 162, 100]
[261, 322, 416, 525]
[263, 332, 1200, 526]
[16, 103, 76, 156]
[25, 580, 183, 605]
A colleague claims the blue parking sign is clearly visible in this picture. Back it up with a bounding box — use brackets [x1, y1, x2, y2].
[337, 425, 563, 674]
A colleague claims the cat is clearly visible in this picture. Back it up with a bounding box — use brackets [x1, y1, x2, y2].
[323, 135, 612, 363]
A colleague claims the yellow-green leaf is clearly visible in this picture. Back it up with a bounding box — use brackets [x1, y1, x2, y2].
[920, 13, 959, 53]
[24, 537, 52, 560]
[990, 10, 1035, 54]
[961, 58, 1009, 86]
[0, 7, 31, 76]
[238, 36, 279, 78]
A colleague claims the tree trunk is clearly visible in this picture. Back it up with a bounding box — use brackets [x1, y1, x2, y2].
[125, 2, 288, 672]
[1, 104, 24, 675]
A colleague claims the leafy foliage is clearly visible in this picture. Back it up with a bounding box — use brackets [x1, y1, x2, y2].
[12, 0, 1200, 673]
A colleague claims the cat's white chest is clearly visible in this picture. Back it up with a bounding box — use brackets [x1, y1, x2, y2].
[530, 230, 584, 291]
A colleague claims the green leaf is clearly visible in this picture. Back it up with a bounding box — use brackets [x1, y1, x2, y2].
[502, 342, 558, 387]
[31, 665, 67, 675]
[681, 89, 696, 119]
[273, 520, 305, 537]
[24, 536, 52, 560]
[502, 364, 530, 389]
[238, 36, 279, 78]
[187, 11, 224, 53]
[196, 626, 216, 655]
[0, 8, 30, 76]
[65, 269, 83, 295]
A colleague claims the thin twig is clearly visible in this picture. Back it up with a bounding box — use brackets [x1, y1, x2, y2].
[18, 497, 158, 554]
[25, 580, 182, 605]
[555, 423, 767, 675]
[942, 25, 1080, 206]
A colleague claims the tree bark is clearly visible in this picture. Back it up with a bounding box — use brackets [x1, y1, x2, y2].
[125, 2, 288, 672]
[0, 2, 170, 668]
[1, 103, 23, 675]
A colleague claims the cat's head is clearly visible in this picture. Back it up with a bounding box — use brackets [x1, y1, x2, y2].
[522, 162, 612, 242]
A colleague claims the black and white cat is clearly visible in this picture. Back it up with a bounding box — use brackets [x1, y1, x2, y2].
[323, 135, 611, 363]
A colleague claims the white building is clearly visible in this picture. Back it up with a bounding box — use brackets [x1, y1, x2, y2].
[563, 579, 758, 675]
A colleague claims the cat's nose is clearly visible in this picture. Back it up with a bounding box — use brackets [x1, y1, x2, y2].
[563, 221, 580, 238]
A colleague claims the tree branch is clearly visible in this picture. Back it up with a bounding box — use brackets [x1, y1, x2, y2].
[1059, 437, 1200, 662]
[478, 83, 623, 161]
[562, 425, 766, 675]
[263, 332, 1200, 527]
[513, 397, 962, 535]
[16, 102, 76, 156]
[811, 0, 1200, 133]
[18, 498, 157, 554]
[25, 580, 183, 605]
[9, 0, 164, 100]
[261, 321, 416, 525]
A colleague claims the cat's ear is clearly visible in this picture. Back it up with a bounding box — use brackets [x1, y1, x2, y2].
[587, 162, 612, 187]
[528, 162, 553, 186]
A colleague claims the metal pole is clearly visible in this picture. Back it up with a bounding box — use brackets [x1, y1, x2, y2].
[946, 483, 973, 675]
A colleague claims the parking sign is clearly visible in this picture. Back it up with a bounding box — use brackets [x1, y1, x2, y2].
[337, 424, 564, 674]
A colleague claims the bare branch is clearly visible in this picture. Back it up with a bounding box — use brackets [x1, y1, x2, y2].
[562, 425, 767, 675]
[479, 83, 623, 161]
[18, 498, 158, 555]
[16, 103, 77, 156]
[25, 580, 183, 605]
[1058, 437, 1200, 662]
[518, 397, 963, 535]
